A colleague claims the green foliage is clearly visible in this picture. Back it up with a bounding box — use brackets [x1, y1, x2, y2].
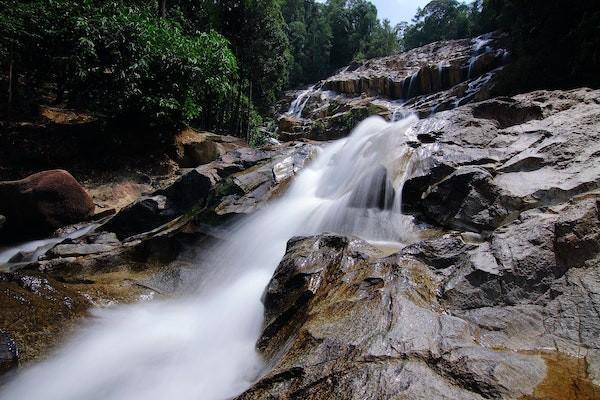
[0, 0, 241, 131]
[401, 0, 474, 50]
[281, 0, 400, 88]
[71, 6, 238, 128]
[478, 0, 600, 92]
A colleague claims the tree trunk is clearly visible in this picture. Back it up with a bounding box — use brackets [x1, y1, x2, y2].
[160, 0, 167, 18]
[246, 81, 253, 141]
[232, 79, 243, 136]
[7, 50, 14, 115]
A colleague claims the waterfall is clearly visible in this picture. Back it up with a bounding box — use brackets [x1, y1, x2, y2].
[467, 34, 494, 80]
[0, 116, 421, 400]
[286, 85, 316, 118]
[407, 73, 419, 99]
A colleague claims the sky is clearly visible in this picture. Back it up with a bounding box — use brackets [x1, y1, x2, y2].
[370, 0, 431, 25]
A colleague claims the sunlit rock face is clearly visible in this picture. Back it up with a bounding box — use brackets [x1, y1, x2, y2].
[276, 32, 509, 141]
[402, 88, 600, 233]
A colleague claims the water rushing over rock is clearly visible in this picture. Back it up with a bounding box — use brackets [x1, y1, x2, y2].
[0, 116, 422, 400]
[286, 85, 317, 118]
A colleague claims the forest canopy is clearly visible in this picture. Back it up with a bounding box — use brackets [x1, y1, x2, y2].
[1, 0, 599, 141]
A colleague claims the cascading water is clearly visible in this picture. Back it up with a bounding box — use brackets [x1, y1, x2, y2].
[286, 85, 316, 118]
[467, 34, 493, 79]
[0, 116, 422, 400]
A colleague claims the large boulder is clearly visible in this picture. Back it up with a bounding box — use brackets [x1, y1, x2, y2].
[172, 129, 244, 168]
[238, 233, 581, 400]
[402, 89, 600, 233]
[238, 189, 600, 398]
[0, 170, 95, 240]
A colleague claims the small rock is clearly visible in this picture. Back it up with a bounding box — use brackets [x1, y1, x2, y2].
[0, 330, 19, 377]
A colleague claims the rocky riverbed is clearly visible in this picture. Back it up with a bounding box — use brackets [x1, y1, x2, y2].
[0, 36, 599, 400]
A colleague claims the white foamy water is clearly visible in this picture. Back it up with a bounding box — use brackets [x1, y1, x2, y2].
[286, 85, 316, 118]
[0, 116, 421, 400]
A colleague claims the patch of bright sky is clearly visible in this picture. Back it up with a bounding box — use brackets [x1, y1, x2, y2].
[316, 1, 472, 26]
[370, 0, 431, 25]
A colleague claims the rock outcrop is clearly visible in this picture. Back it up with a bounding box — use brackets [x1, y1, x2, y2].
[237, 88, 600, 399]
[276, 32, 508, 141]
[0, 170, 95, 240]
[172, 129, 244, 168]
[101, 142, 316, 240]
[402, 88, 600, 233]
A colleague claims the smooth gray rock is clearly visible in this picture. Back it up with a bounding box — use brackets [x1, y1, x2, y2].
[402, 89, 600, 232]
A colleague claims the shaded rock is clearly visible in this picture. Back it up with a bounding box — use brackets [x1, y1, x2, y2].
[347, 165, 396, 210]
[0, 215, 5, 232]
[420, 166, 509, 232]
[0, 330, 18, 377]
[0, 170, 95, 240]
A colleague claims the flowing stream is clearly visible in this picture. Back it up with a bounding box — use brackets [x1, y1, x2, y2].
[286, 85, 316, 118]
[0, 115, 421, 400]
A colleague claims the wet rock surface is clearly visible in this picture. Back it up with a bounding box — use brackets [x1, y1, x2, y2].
[237, 89, 600, 399]
[100, 142, 316, 240]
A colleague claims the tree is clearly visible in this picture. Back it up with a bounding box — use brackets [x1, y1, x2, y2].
[401, 0, 471, 50]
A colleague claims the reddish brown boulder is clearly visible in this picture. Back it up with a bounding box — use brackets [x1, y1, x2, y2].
[0, 170, 95, 240]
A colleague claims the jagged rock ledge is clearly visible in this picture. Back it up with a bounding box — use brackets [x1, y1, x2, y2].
[236, 88, 600, 399]
[276, 32, 509, 141]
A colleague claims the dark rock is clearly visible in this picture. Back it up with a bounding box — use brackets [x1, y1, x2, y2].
[0, 215, 5, 232]
[0, 170, 95, 240]
[0, 330, 18, 377]
[471, 99, 544, 128]
[420, 166, 509, 233]
[101, 167, 214, 240]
